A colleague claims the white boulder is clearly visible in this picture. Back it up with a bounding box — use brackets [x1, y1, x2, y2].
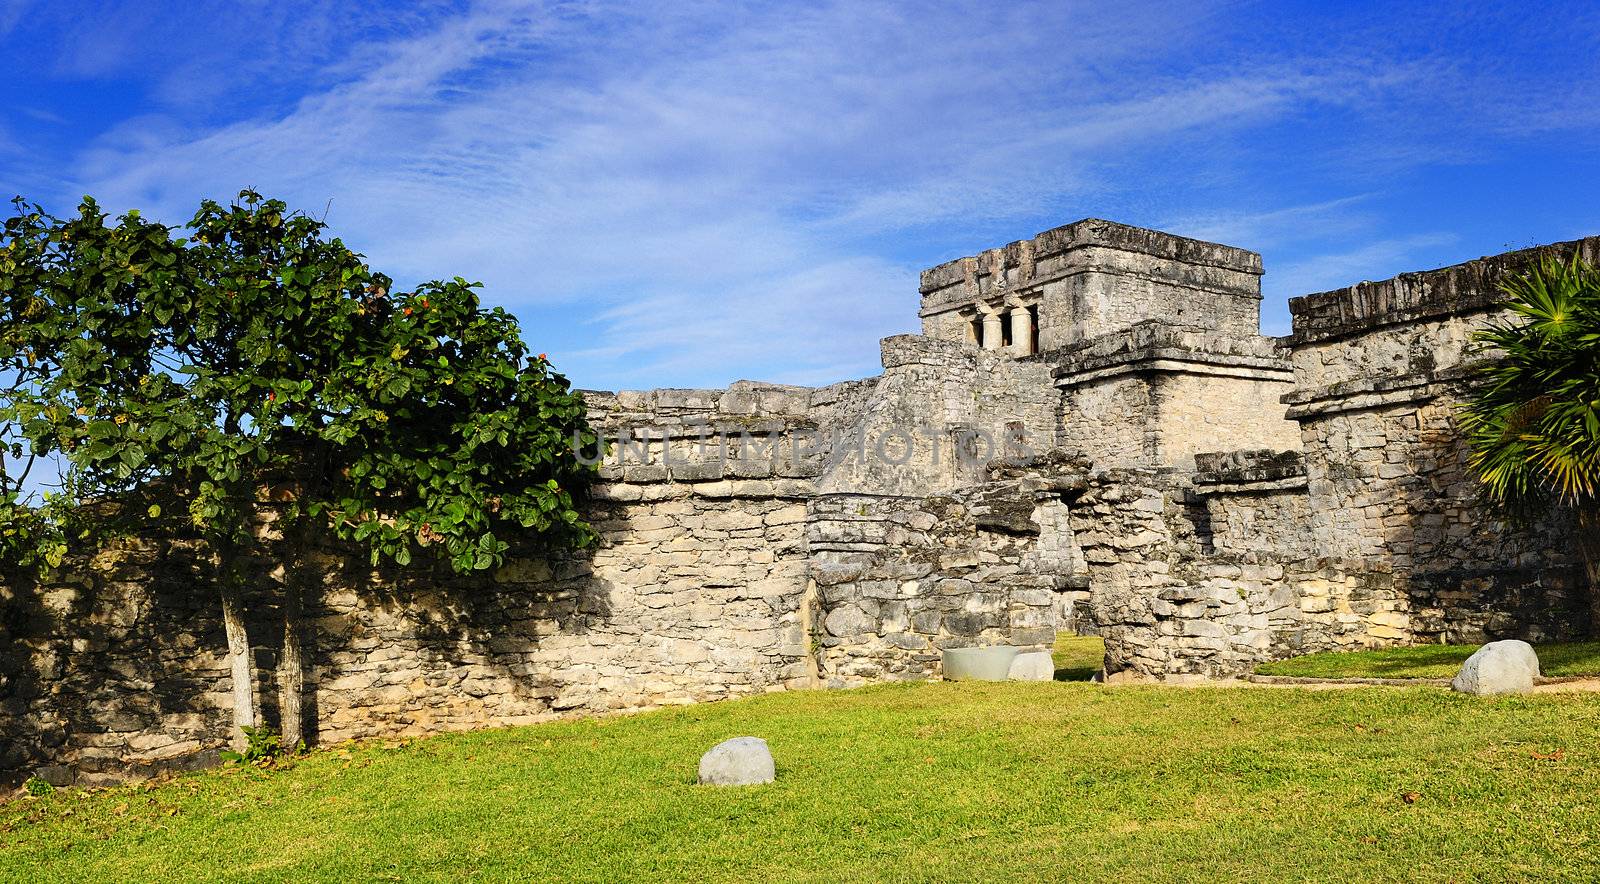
[1452, 640, 1540, 695]
[698, 736, 775, 786]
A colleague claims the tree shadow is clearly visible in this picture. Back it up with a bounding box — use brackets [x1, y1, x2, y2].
[1, 509, 616, 784]
[1392, 388, 1587, 644]
[0, 536, 232, 787]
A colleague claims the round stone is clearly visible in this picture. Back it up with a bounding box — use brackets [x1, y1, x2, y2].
[1452, 639, 1540, 695]
[698, 736, 775, 786]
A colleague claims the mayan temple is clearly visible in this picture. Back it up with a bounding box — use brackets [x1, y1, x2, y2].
[5, 218, 1591, 782]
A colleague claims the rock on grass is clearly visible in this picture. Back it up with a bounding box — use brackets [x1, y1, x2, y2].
[698, 737, 775, 786]
[1452, 640, 1540, 695]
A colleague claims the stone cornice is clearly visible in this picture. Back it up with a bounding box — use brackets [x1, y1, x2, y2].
[1050, 323, 1292, 387]
[920, 218, 1262, 295]
[1285, 235, 1600, 346]
[918, 264, 1263, 318]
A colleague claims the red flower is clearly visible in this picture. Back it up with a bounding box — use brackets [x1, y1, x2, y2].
[267, 391, 276, 402]
[538, 353, 547, 361]
[404, 307, 413, 316]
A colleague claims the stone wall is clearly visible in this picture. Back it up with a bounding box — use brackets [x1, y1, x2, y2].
[1283, 240, 1591, 604]
[809, 473, 1087, 686]
[1078, 237, 1596, 678]
[2, 387, 835, 787]
[818, 336, 1057, 496]
[1054, 323, 1300, 469]
[5, 216, 1595, 784]
[1192, 450, 1315, 559]
[1071, 467, 1415, 678]
[0, 481, 817, 788]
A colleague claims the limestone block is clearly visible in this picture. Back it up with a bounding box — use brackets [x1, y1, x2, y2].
[1452, 640, 1539, 695]
[824, 605, 874, 637]
[1008, 651, 1055, 681]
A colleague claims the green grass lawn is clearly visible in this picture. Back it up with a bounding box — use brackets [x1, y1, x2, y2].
[7, 679, 1600, 882]
[1052, 632, 1105, 680]
[1256, 642, 1600, 680]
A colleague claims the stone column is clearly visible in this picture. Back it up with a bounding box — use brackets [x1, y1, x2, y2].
[981, 311, 1004, 351]
[1010, 305, 1034, 356]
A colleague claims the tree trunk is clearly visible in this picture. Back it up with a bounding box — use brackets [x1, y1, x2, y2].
[277, 523, 321, 752]
[278, 570, 306, 751]
[1579, 505, 1600, 637]
[219, 565, 258, 751]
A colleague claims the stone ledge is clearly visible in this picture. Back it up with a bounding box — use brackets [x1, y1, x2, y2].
[1055, 357, 1292, 387]
[1282, 372, 1437, 419]
[596, 455, 824, 484]
[1191, 475, 1308, 497]
[1286, 235, 1600, 345]
[584, 377, 885, 431]
[586, 479, 816, 502]
[1191, 449, 1308, 495]
[918, 266, 1263, 317]
[920, 217, 1262, 295]
[1051, 323, 1292, 386]
[879, 334, 977, 368]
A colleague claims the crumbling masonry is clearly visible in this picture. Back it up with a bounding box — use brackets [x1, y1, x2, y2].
[3, 218, 1589, 784]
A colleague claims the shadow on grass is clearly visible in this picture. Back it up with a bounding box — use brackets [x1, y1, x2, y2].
[1052, 635, 1104, 682]
[1257, 641, 1600, 680]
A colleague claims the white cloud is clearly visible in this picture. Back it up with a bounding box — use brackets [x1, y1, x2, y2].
[32, 0, 1595, 389]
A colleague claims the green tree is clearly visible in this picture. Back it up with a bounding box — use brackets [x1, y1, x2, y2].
[1462, 253, 1600, 627]
[1, 191, 597, 749]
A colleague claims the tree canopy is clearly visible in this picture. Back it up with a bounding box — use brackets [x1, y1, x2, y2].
[1, 189, 599, 746]
[2, 190, 596, 566]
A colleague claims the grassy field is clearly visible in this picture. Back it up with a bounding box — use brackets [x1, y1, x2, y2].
[7, 674, 1600, 882]
[1256, 641, 1600, 680]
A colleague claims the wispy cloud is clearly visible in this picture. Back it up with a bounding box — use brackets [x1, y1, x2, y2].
[1161, 195, 1380, 251]
[16, 0, 1600, 388]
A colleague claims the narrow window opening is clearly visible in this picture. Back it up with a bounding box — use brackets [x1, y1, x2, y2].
[1028, 305, 1041, 355]
[999, 311, 1013, 348]
[970, 316, 984, 346]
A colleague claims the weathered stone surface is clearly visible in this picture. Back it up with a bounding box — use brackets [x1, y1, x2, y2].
[1452, 640, 1540, 696]
[1008, 651, 1055, 682]
[697, 737, 775, 786]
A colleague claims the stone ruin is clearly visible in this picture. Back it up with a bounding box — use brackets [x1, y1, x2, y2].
[2, 218, 1591, 784]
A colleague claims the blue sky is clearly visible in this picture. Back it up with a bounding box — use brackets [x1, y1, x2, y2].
[3, 0, 1599, 391]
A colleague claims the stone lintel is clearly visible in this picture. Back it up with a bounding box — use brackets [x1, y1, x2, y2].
[587, 479, 816, 502]
[1055, 356, 1291, 388]
[1191, 448, 1307, 495]
[879, 334, 974, 368]
[918, 263, 1264, 318]
[1189, 475, 1309, 497]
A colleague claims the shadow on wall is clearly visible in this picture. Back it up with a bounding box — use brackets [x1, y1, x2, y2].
[0, 526, 607, 787]
[0, 539, 235, 788]
[1393, 388, 1587, 642]
[318, 538, 612, 745]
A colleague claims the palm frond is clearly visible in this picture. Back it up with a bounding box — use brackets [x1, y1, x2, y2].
[1464, 253, 1600, 518]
